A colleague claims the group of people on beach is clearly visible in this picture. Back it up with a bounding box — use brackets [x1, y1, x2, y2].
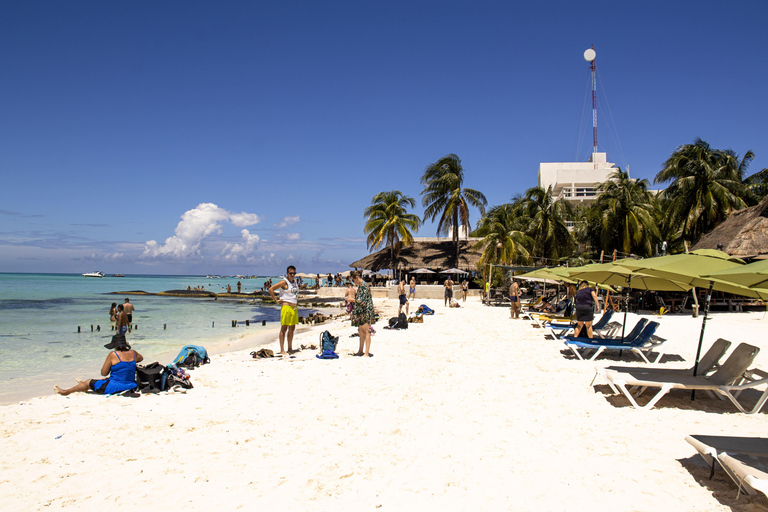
[269, 266, 375, 358]
[109, 298, 134, 334]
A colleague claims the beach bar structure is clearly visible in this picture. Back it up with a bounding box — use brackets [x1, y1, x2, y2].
[348, 238, 484, 299]
[349, 237, 484, 274]
[692, 195, 768, 260]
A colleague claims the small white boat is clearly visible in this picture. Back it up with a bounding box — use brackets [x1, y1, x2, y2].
[82, 271, 105, 278]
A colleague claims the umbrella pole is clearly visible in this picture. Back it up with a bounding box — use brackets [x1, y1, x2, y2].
[691, 280, 715, 400]
[621, 276, 630, 341]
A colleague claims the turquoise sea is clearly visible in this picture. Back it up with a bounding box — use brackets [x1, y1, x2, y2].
[0, 273, 322, 404]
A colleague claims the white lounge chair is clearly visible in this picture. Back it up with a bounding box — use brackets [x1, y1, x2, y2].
[592, 338, 732, 386]
[603, 343, 762, 411]
[686, 435, 768, 496]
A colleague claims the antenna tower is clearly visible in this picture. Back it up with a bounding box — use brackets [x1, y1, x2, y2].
[584, 46, 597, 155]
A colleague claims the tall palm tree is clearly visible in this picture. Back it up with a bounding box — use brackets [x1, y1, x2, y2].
[420, 154, 487, 267]
[472, 203, 533, 267]
[518, 185, 575, 263]
[591, 169, 659, 257]
[743, 167, 768, 203]
[363, 191, 421, 275]
[655, 138, 751, 244]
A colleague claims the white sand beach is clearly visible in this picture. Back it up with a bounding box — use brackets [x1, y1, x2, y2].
[2, 297, 768, 511]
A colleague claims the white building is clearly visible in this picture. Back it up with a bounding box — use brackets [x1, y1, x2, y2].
[537, 152, 617, 206]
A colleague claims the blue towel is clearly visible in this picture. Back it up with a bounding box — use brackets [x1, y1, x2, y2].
[316, 350, 339, 359]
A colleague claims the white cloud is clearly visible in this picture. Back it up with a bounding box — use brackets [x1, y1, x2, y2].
[274, 215, 300, 228]
[221, 229, 261, 261]
[142, 203, 262, 260]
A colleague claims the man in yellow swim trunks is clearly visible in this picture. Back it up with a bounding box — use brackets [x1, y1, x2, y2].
[269, 265, 300, 356]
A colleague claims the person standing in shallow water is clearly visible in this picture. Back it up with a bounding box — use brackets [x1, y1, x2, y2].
[269, 266, 299, 356]
[350, 270, 375, 357]
[122, 298, 134, 332]
[109, 302, 117, 331]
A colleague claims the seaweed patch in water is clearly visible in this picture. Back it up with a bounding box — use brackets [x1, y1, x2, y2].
[0, 298, 80, 310]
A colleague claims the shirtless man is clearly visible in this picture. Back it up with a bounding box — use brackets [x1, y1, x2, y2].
[509, 280, 521, 319]
[397, 279, 409, 315]
[408, 277, 416, 300]
[444, 277, 454, 307]
[123, 298, 135, 332]
[115, 304, 129, 335]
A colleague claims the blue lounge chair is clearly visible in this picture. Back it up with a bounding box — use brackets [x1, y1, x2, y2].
[548, 309, 614, 338]
[563, 321, 664, 363]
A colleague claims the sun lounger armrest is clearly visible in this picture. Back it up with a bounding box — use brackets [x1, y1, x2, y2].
[720, 371, 768, 391]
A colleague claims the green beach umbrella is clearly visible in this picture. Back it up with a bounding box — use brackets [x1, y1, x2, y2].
[568, 262, 692, 339]
[615, 250, 762, 392]
[703, 258, 768, 291]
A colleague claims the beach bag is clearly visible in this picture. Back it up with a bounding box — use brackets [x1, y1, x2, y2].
[165, 364, 194, 389]
[319, 330, 339, 353]
[395, 312, 408, 329]
[173, 345, 210, 369]
[418, 304, 435, 315]
[136, 362, 169, 393]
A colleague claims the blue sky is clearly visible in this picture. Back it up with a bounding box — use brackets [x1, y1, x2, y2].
[2, 0, 767, 275]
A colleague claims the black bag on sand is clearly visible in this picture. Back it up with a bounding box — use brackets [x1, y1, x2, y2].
[395, 312, 408, 329]
[136, 362, 169, 393]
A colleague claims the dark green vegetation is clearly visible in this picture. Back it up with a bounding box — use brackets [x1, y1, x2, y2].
[363, 140, 767, 271]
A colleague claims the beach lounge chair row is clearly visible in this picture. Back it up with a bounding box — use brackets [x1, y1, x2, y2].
[686, 435, 768, 496]
[547, 309, 615, 339]
[562, 319, 666, 363]
[601, 342, 768, 413]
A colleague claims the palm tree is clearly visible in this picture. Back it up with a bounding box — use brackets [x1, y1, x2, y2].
[590, 169, 659, 257]
[472, 203, 533, 267]
[363, 191, 421, 275]
[420, 154, 487, 267]
[743, 167, 768, 203]
[655, 138, 751, 244]
[518, 185, 575, 263]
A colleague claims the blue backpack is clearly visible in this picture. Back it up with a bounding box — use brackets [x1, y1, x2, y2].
[418, 304, 435, 315]
[173, 345, 210, 368]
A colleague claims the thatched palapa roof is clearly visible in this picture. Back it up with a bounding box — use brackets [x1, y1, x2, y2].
[692, 195, 768, 258]
[349, 239, 484, 272]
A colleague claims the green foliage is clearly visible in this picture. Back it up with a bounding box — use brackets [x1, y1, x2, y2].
[590, 169, 659, 257]
[421, 154, 488, 266]
[655, 138, 751, 244]
[518, 185, 575, 263]
[363, 190, 421, 268]
[472, 204, 533, 267]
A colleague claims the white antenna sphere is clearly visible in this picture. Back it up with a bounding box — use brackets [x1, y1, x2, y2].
[584, 48, 596, 62]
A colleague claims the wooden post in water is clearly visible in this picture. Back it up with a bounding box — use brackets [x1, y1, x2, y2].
[77, 326, 81, 333]
[97, 325, 100, 332]
[231, 320, 236, 327]
[245, 320, 249, 326]
[91, 325, 94, 332]
[262, 320, 266, 326]
[164, 324, 167, 330]
[212, 321, 215, 327]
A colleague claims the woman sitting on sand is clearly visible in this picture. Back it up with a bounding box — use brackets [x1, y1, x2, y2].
[350, 270, 375, 357]
[55, 337, 143, 396]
